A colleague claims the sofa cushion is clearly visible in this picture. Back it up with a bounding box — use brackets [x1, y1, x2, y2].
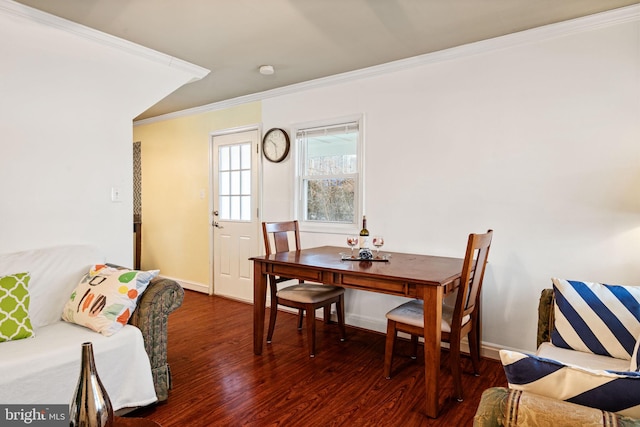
[0, 245, 105, 329]
[551, 278, 640, 360]
[0, 272, 34, 342]
[0, 321, 157, 410]
[62, 265, 158, 336]
[536, 342, 631, 372]
[500, 349, 640, 418]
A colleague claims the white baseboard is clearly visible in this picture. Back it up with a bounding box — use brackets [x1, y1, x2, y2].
[159, 275, 209, 294]
[168, 284, 513, 361]
[283, 308, 507, 361]
[456, 339, 503, 361]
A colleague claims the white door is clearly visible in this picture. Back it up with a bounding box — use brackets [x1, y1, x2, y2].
[212, 129, 260, 301]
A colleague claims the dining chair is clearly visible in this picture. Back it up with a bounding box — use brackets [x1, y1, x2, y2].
[382, 229, 493, 402]
[262, 220, 346, 357]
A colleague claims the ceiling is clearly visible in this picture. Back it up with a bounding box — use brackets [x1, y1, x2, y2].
[15, 0, 639, 121]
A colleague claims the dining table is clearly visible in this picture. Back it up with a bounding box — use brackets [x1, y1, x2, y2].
[250, 245, 466, 418]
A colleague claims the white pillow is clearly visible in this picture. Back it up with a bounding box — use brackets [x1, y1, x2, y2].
[551, 278, 640, 360]
[500, 349, 640, 418]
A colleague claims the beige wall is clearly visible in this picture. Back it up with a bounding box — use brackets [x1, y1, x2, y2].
[133, 103, 261, 289]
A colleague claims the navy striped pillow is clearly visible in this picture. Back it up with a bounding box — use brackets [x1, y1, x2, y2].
[552, 278, 640, 360]
[500, 349, 640, 418]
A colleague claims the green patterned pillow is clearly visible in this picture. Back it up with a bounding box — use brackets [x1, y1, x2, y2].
[0, 272, 35, 342]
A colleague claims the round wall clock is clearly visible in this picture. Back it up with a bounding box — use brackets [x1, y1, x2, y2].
[262, 128, 290, 163]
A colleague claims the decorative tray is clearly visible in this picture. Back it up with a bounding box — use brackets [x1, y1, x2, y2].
[339, 252, 390, 262]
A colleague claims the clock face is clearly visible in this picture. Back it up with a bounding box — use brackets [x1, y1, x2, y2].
[262, 128, 290, 162]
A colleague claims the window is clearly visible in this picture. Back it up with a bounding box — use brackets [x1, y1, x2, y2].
[218, 142, 252, 221]
[296, 118, 362, 230]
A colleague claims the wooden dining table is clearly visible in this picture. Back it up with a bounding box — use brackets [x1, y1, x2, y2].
[250, 245, 466, 418]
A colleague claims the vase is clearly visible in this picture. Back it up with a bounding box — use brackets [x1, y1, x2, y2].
[69, 342, 114, 427]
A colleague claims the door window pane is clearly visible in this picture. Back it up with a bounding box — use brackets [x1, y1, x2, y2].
[218, 142, 252, 221]
[220, 146, 230, 169]
[230, 171, 241, 194]
[241, 144, 251, 169]
[241, 170, 251, 195]
[219, 172, 230, 195]
[219, 197, 230, 219]
[230, 145, 240, 170]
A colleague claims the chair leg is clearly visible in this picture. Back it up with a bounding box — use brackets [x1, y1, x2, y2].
[305, 304, 317, 357]
[337, 296, 346, 342]
[468, 325, 481, 376]
[449, 338, 464, 402]
[383, 320, 397, 379]
[267, 302, 278, 343]
[297, 309, 304, 330]
[410, 335, 419, 360]
[323, 305, 331, 324]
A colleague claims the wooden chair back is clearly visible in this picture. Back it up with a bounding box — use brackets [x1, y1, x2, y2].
[453, 229, 493, 327]
[261, 220, 346, 356]
[262, 220, 301, 255]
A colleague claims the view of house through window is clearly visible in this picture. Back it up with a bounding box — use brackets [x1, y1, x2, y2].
[296, 120, 361, 225]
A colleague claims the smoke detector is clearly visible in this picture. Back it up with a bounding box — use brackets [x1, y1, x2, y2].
[259, 65, 275, 75]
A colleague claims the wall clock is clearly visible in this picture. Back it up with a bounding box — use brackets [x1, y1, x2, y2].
[262, 128, 290, 163]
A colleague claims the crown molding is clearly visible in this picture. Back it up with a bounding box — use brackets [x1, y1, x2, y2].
[0, 0, 209, 81]
[134, 3, 639, 126]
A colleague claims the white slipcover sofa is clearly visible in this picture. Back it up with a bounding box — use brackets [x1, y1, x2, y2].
[0, 245, 181, 411]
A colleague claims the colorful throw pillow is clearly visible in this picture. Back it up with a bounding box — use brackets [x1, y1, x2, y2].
[62, 265, 158, 336]
[551, 278, 640, 360]
[500, 349, 640, 418]
[0, 272, 35, 342]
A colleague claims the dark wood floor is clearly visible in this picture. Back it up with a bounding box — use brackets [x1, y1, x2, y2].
[129, 290, 506, 426]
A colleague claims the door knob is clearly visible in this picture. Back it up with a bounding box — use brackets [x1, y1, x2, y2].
[213, 222, 223, 228]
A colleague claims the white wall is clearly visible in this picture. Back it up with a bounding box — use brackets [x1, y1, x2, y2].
[0, 1, 207, 265]
[260, 8, 640, 353]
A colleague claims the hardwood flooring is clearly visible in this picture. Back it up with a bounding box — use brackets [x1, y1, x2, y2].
[129, 290, 507, 426]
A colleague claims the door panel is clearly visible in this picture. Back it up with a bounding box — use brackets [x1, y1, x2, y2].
[212, 129, 259, 301]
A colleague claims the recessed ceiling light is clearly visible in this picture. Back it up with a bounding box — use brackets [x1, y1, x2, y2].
[259, 65, 275, 75]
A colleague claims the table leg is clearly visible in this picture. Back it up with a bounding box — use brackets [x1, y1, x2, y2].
[423, 285, 443, 418]
[253, 262, 267, 355]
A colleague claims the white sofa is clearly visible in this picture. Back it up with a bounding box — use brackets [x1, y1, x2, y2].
[0, 245, 169, 411]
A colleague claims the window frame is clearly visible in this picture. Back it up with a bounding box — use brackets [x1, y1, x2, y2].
[293, 115, 364, 235]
